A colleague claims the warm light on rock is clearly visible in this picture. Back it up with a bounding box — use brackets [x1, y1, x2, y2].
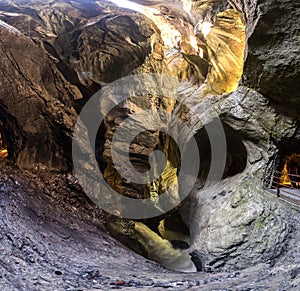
[200, 21, 213, 38]
[205, 10, 246, 94]
[188, 35, 199, 52]
[0, 149, 8, 158]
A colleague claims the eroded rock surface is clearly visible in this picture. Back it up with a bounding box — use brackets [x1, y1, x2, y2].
[229, 0, 300, 117]
[0, 0, 300, 288]
[179, 86, 297, 271]
[0, 24, 78, 169]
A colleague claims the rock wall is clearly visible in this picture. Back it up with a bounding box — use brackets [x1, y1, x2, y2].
[228, 0, 300, 117]
[0, 24, 78, 169]
[185, 87, 297, 271]
[0, 0, 299, 273]
[0, 0, 156, 169]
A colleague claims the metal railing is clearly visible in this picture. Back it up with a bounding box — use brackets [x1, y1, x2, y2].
[263, 168, 300, 205]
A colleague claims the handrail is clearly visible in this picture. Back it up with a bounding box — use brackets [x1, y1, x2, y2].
[262, 167, 300, 205]
[273, 170, 300, 178]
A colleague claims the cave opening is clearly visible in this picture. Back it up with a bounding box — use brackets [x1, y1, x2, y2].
[276, 139, 300, 189]
[105, 1, 246, 94]
[280, 154, 300, 188]
[79, 0, 246, 273]
[263, 138, 300, 203]
[0, 0, 299, 287]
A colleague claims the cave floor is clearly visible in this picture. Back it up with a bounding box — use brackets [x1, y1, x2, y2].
[0, 166, 299, 290]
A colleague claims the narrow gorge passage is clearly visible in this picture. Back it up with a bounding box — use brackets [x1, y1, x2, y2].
[0, 0, 300, 290]
[93, 0, 248, 272]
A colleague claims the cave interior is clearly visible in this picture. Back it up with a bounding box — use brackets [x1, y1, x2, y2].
[0, 0, 299, 288]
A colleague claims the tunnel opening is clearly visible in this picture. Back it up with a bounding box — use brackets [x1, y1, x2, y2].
[263, 137, 300, 203]
[277, 154, 300, 189]
[0, 104, 25, 165]
[275, 139, 300, 189]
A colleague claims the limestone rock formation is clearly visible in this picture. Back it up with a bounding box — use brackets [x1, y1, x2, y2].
[229, 0, 300, 117]
[185, 87, 297, 271]
[0, 0, 156, 169]
[0, 0, 299, 282]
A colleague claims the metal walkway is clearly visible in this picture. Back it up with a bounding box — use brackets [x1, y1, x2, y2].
[269, 188, 300, 205]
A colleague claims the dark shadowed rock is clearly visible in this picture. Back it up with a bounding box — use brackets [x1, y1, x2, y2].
[228, 0, 300, 117]
[0, 24, 78, 169]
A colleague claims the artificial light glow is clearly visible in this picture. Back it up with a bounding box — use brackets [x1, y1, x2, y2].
[0, 149, 8, 158]
[281, 163, 291, 186]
